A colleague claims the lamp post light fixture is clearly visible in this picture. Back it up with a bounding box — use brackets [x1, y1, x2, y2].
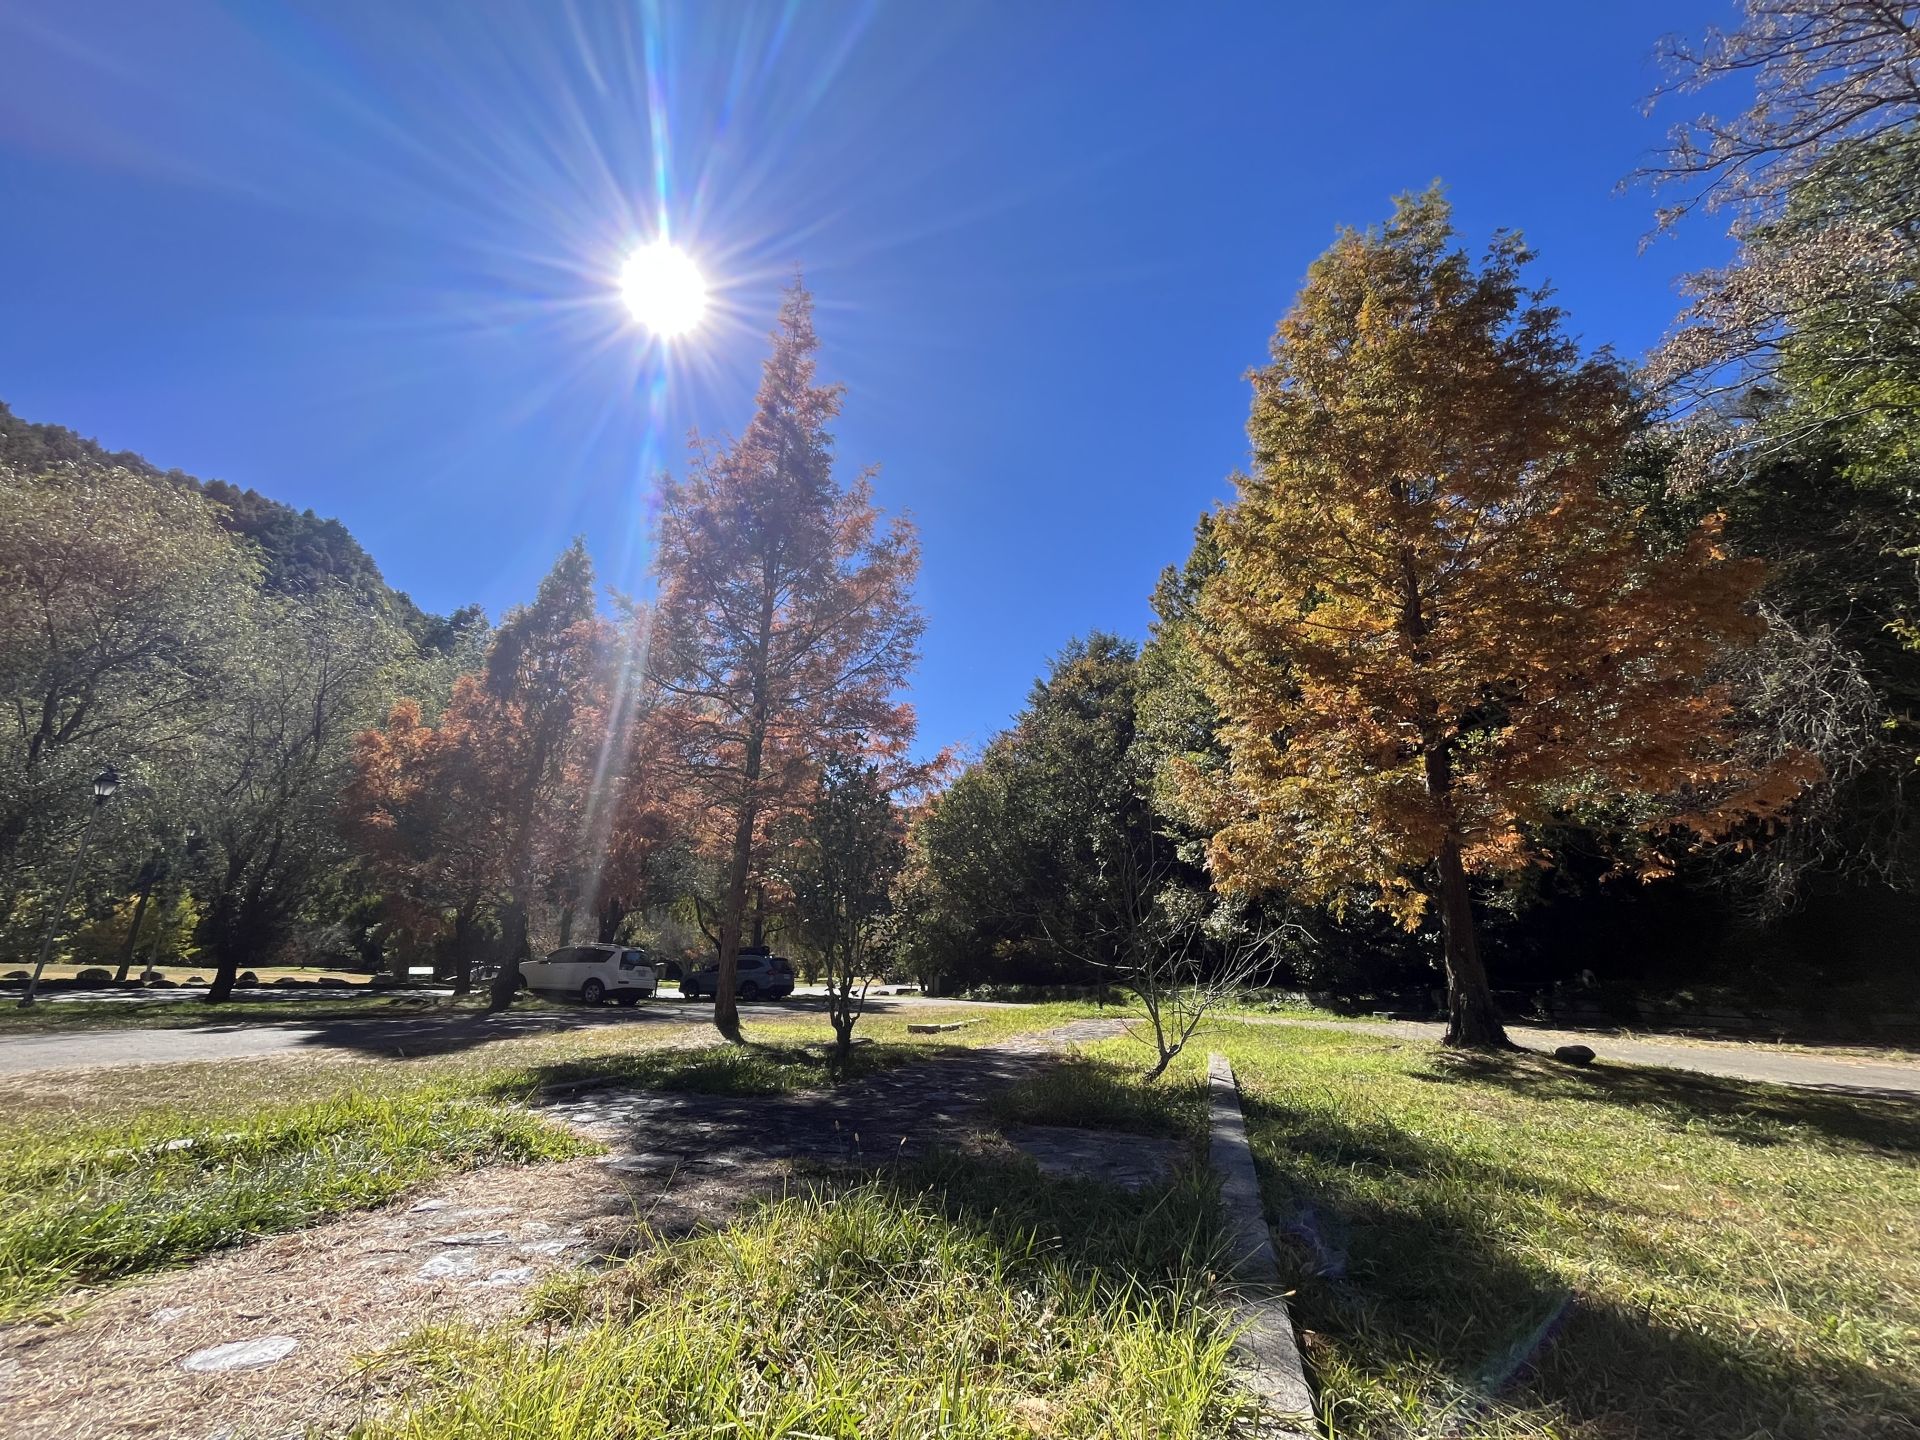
[20, 765, 121, 1008]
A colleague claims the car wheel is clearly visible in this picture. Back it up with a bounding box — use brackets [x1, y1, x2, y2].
[581, 979, 605, 1005]
[739, 981, 761, 1001]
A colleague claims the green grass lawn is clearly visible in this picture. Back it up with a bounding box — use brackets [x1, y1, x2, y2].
[990, 1048, 1209, 1138]
[0, 1002, 1110, 1318]
[14, 999, 1906, 1437]
[1000, 1023, 1920, 1439]
[0, 989, 478, 1032]
[0, 1084, 592, 1321]
[355, 1152, 1249, 1440]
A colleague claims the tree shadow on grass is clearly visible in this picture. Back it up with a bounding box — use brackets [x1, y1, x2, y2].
[480, 1035, 933, 1099]
[860, 1146, 1228, 1291]
[285, 1005, 698, 1060]
[278, 994, 923, 1062]
[1415, 1049, 1920, 1156]
[471, 1037, 1049, 1180]
[1239, 1087, 1918, 1440]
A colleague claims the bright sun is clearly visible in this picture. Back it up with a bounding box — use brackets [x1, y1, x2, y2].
[619, 240, 707, 337]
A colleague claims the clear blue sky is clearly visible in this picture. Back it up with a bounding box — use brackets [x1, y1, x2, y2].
[0, 1, 1737, 758]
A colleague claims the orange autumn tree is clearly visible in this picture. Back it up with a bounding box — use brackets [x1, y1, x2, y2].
[1190, 189, 1813, 1048]
[346, 542, 615, 1004]
[652, 281, 922, 1040]
[345, 694, 505, 992]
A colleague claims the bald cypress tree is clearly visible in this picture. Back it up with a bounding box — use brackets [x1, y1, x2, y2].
[1191, 190, 1812, 1047]
[652, 283, 922, 1040]
[482, 541, 600, 1012]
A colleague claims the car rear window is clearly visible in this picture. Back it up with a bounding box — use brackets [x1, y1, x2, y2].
[619, 951, 648, 969]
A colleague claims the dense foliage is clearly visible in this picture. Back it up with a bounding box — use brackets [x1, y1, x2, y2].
[894, 5, 1920, 1036]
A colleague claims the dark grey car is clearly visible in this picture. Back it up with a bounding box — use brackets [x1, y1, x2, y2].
[680, 952, 796, 1001]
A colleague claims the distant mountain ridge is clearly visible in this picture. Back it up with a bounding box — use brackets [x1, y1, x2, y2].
[0, 400, 468, 646]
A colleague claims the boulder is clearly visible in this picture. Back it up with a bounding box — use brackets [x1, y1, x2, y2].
[72, 967, 113, 988]
[149, 979, 179, 989]
[1553, 1044, 1597, 1066]
[237, 971, 259, 986]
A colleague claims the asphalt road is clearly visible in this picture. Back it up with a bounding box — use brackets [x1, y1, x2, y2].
[0, 998, 1914, 1098]
[1243, 1014, 1920, 1099]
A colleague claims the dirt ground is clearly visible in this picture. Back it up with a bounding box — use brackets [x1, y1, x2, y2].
[0, 1144, 784, 1440]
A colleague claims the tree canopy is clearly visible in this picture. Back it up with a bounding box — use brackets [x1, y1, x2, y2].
[1185, 190, 1814, 1045]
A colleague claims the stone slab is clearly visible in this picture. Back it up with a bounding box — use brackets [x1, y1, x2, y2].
[1002, 1124, 1183, 1191]
[1208, 1052, 1315, 1428]
[415, 1251, 478, 1280]
[178, 1336, 300, 1373]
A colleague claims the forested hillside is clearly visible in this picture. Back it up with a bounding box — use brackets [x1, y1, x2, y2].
[0, 401, 467, 646]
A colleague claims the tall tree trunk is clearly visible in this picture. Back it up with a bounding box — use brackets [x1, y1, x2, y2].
[488, 901, 529, 1013]
[713, 595, 773, 1041]
[597, 895, 626, 945]
[203, 854, 247, 1004]
[206, 950, 240, 1002]
[712, 797, 756, 1041]
[450, 900, 477, 997]
[1403, 553, 1508, 1051]
[113, 863, 158, 983]
[490, 738, 552, 1013]
[1433, 835, 1507, 1047]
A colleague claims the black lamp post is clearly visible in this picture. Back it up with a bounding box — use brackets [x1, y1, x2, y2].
[20, 765, 121, 1008]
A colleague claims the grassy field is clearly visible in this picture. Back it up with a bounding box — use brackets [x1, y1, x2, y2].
[996, 1024, 1920, 1439]
[10, 998, 1909, 1436]
[990, 1048, 1209, 1137]
[0, 989, 477, 1032]
[356, 1152, 1248, 1440]
[0, 1002, 1109, 1319]
[0, 1085, 591, 1321]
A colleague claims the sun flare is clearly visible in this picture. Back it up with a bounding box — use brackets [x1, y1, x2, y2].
[619, 241, 707, 337]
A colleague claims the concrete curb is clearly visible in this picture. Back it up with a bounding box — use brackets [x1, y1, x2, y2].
[1208, 1052, 1316, 1431]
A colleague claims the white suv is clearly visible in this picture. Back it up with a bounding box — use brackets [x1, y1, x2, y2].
[525, 944, 658, 1006]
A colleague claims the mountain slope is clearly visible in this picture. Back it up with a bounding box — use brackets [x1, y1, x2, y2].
[0, 400, 465, 644]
